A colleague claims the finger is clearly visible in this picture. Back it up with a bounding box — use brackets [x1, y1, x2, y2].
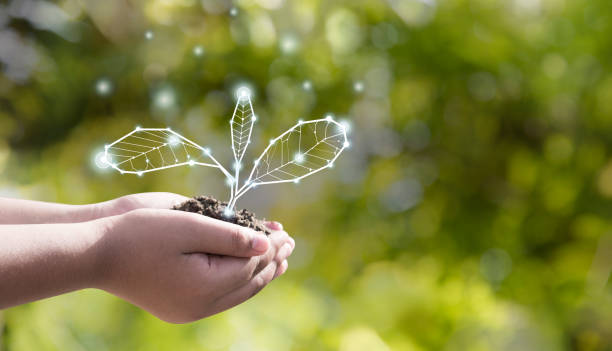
[288, 236, 295, 250]
[161, 210, 270, 257]
[265, 221, 283, 231]
[149, 192, 190, 209]
[207, 261, 278, 316]
[265, 222, 295, 250]
[274, 260, 288, 279]
[208, 229, 292, 290]
[115, 192, 190, 212]
[275, 243, 293, 264]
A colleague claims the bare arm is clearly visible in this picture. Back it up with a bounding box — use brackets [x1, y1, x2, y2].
[0, 209, 294, 323]
[0, 192, 188, 224]
[0, 220, 102, 307]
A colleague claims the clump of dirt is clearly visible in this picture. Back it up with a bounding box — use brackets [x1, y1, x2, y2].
[173, 196, 271, 234]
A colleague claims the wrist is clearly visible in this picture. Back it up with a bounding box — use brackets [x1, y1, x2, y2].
[76, 216, 118, 290]
[74, 197, 129, 222]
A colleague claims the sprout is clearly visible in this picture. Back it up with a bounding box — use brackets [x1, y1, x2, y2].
[103, 90, 350, 212]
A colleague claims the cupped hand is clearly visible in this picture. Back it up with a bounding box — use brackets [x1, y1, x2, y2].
[93, 209, 294, 323]
[101, 192, 190, 215]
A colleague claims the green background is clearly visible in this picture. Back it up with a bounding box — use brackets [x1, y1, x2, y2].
[1, 0, 612, 349]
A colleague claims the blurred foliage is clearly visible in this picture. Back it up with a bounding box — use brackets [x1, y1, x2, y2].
[1, 0, 612, 350]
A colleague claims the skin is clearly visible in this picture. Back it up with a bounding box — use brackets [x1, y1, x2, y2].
[0, 193, 294, 324]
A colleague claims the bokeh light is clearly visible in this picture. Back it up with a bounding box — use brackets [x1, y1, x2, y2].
[95, 78, 113, 96]
[2, 0, 612, 349]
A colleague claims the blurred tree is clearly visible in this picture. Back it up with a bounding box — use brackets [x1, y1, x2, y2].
[1, 0, 612, 350]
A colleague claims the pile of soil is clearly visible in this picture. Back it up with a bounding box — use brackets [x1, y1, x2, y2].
[173, 196, 271, 234]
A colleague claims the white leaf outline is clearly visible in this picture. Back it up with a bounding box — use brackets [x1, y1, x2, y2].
[230, 92, 255, 164]
[238, 118, 348, 193]
[104, 128, 232, 179]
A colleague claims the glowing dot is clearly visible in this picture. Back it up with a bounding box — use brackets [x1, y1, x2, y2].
[344, 141, 350, 147]
[144, 30, 154, 40]
[329, 162, 334, 168]
[237, 86, 251, 99]
[137, 172, 143, 177]
[189, 160, 195, 166]
[224, 208, 234, 218]
[175, 159, 178, 163]
[95, 78, 112, 96]
[168, 135, 180, 146]
[298, 119, 304, 124]
[339, 119, 351, 132]
[294, 153, 305, 164]
[135, 125, 141, 131]
[234, 161, 242, 170]
[203, 148, 211, 155]
[270, 139, 276, 144]
[154, 89, 176, 109]
[280, 34, 299, 54]
[254, 160, 259, 165]
[104, 144, 109, 149]
[252, 115, 257, 121]
[252, 183, 258, 188]
[193, 45, 204, 57]
[226, 178, 234, 186]
[294, 179, 300, 184]
[229, 7, 238, 16]
[94, 152, 110, 169]
[325, 114, 333, 121]
[302, 81, 312, 90]
[353, 81, 364, 92]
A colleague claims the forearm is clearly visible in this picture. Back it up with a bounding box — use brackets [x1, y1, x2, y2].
[0, 220, 106, 309]
[0, 197, 115, 225]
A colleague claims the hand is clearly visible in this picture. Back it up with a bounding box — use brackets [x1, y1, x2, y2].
[93, 209, 294, 324]
[100, 192, 190, 216]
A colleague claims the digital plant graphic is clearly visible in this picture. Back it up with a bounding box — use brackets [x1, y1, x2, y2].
[102, 87, 350, 215]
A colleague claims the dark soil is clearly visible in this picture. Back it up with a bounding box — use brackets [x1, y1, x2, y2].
[173, 196, 271, 234]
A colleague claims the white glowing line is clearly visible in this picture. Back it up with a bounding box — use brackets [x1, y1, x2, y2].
[104, 128, 232, 180]
[234, 117, 348, 199]
[228, 88, 256, 207]
[104, 95, 350, 211]
[230, 90, 255, 164]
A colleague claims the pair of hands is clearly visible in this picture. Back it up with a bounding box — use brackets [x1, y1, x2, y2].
[98, 193, 295, 323]
[0, 193, 294, 324]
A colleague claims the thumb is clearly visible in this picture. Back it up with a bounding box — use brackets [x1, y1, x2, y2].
[179, 212, 270, 257]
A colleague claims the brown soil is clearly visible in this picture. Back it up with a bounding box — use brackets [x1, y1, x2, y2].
[173, 196, 271, 234]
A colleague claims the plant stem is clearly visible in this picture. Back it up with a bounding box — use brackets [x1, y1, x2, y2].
[228, 167, 240, 212]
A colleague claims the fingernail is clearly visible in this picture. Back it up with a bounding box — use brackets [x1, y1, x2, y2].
[265, 221, 283, 231]
[251, 235, 269, 253]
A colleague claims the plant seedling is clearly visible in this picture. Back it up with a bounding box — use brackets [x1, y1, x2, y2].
[102, 87, 349, 232]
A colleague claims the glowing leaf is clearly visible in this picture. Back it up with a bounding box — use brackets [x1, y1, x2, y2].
[104, 128, 215, 174]
[230, 88, 255, 163]
[246, 118, 348, 185]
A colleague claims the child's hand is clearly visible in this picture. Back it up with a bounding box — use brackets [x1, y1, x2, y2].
[102, 192, 190, 215]
[93, 209, 294, 323]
